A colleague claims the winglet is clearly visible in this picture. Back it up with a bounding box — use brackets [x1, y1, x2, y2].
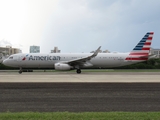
[91, 46, 101, 57]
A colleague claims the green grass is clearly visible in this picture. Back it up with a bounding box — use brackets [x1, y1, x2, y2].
[72, 69, 160, 72]
[45, 69, 160, 72]
[0, 112, 160, 120]
[107, 69, 160, 72]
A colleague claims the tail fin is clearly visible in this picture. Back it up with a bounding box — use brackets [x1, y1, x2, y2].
[126, 32, 154, 61]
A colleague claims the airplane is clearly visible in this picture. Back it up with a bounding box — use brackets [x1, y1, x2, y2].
[2, 32, 155, 74]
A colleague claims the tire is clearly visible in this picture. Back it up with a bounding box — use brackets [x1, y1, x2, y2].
[76, 69, 81, 74]
[19, 70, 22, 74]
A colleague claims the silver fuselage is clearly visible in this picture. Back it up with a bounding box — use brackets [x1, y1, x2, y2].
[3, 53, 144, 68]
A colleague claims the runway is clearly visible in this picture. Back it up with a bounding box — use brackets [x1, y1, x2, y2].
[0, 72, 160, 112]
[0, 83, 160, 112]
[0, 72, 160, 82]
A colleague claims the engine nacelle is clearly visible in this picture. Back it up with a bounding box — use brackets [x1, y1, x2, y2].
[54, 63, 72, 70]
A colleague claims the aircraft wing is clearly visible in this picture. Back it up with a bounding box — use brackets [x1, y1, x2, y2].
[62, 46, 101, 66]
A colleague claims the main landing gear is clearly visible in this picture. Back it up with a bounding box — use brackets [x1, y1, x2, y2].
[19, 67, 22, 74]
[76, 69, 81, 74]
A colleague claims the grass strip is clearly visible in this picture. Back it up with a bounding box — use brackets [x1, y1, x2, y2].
[70, 69, 160, 72]
[0, 112, 160, 120]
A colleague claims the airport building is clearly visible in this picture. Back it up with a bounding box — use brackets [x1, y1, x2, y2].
[30, 45, 40, 53]
[150, 48, 160, 58]
[0, 46, 22, 56]
[51, 47, 61, 53]
[90, 49, 110, 53]
[103, 50, 110, 53]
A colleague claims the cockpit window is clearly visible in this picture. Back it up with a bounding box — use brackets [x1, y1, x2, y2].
[9, 56, 13, 59]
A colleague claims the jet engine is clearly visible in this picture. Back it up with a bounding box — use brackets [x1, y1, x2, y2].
[54, 63, 72, 70]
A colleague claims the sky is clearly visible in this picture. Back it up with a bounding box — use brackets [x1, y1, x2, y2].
[0, 0, 160, 53]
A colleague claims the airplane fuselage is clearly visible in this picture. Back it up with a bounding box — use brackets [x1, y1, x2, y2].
[4, 53, 142, 69]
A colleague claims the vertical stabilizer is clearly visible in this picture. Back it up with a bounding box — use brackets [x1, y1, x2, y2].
[126, 32, 154, 61]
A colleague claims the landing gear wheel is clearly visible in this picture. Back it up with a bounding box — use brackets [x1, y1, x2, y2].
[76, 69, 81, 74]
[19, 67, 23, 74]
[19, 70, 22, 74]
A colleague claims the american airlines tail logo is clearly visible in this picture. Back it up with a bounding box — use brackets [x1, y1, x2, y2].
[125, 32, 154, 61]
[22, 57, 26, 61]
[22, 54, 29, 61]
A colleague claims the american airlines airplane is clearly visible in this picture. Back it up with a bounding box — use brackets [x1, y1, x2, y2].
[3, 32, 155, 74]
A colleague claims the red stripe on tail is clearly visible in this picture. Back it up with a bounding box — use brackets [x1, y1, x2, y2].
[144, 42, 151, 45]
[125, 57, 148, 60]
[147, 37, 152, 40]
[142, 48, 150, 50]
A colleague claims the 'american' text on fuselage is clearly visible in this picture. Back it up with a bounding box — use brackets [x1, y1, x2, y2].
[29, 55, 61, 61]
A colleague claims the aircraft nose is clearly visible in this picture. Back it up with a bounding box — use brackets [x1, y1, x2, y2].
[2, 60, 8, 66]
[0, 59, 3, 64]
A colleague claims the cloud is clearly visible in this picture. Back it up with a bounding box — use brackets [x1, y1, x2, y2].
[0, 39, 23, 52]
[40, 0, 160, 53]
[41, 0, 119, 52]
[0, 39, 12, 47]
[0, 0, 58, 53]
[0, 0, 160, 53]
